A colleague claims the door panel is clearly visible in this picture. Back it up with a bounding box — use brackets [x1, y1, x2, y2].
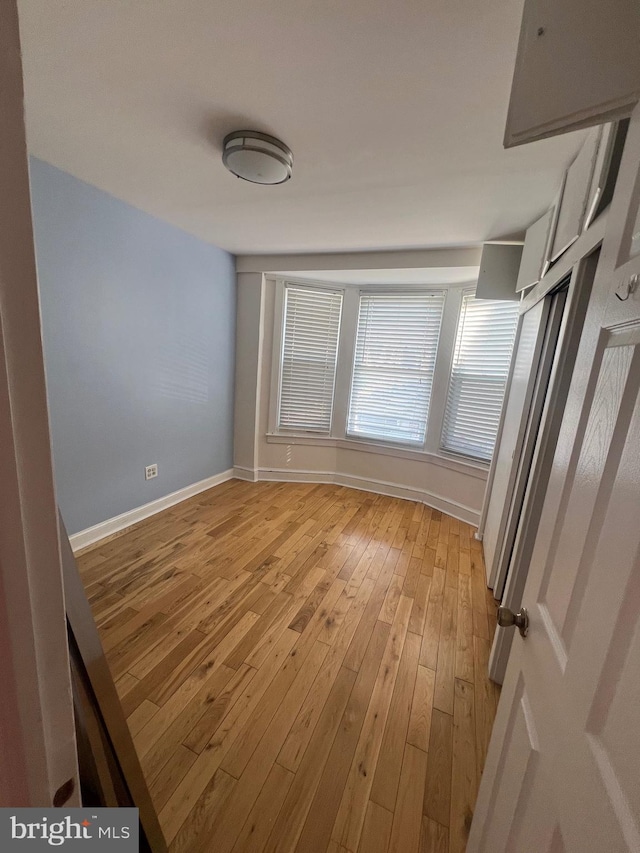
[592, 612, 640, 830]
[585, 122, 625, 230]
[470, 103, 640, 852]
[481, 680, 551, 853]
[504, 0, 640, 146]
[516, 210, 554, 291]
[541, 342, 634, 644]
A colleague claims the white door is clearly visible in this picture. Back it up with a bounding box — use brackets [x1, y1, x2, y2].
[469, 106, 640, 851]
[481, 299, 548, 585]
[0, 0, 79, 806]
[505, 0, 640, 146]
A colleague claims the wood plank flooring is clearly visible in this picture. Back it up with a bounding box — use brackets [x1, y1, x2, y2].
[78, 480, 500, 853]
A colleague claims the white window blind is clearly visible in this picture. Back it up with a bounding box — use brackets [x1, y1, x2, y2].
[347, 291, 445, 445]
[441, 293, 519, 461]
[278, 285, 343, 433]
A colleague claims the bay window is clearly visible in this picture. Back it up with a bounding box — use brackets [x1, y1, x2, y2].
[273, 279, 519, 466]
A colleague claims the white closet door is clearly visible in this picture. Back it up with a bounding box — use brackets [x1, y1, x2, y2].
[481, 299, 548, 586]
[550, 128, 601, 261]
[469, 103, 640, 853]
[516, 210, 554, 292]
[505, 0, 640, 146]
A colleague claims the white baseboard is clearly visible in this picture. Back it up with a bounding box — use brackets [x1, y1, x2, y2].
[233, 465, 258, 482]
[254, 467, 480, 526]
[70, 463, 480, 553]
[69, 469, 235, 552]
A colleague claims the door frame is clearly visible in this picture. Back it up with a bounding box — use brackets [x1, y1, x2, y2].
[476, 317, 524, 545]
[490, 284, 568, 602]
[0, 0, 79, 806]
[478, 213, 609, 566]
[481, 300, 551, 590]
[489, 253, 598, 682]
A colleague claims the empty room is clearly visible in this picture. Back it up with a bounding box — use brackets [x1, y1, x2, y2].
[2, 1, 640, 852]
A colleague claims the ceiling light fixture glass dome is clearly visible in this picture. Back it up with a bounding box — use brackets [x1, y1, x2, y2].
[222, 130, 293, 185]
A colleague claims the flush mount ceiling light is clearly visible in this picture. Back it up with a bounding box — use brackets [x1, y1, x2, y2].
[222, 130, 293, 185]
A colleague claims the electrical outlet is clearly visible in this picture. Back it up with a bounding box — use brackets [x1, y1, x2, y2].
[145, 464, 158, 480]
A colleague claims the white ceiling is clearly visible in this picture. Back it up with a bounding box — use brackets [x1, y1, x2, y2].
[17, 0, 586, 255]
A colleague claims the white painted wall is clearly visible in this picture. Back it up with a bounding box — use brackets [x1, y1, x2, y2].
[234, 249, 489, 524]
[234, 272, 265, 475]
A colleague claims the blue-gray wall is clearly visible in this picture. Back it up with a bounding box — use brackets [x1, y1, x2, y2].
[29, 158, 236, 534]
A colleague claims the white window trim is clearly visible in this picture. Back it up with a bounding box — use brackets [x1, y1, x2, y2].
[438, 284, 476, 460]
[424, 286, 463, 455]
[268, 276, 491, 474]
[440, 287, 519, 462]
[267, 277, 347, 437]
[345, 288, 446, 446]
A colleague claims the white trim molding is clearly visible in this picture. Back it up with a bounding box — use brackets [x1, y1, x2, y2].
[233, 465, 258, 482]
[236, 247, 482, 275]
[69, 469, 235, 552]
[264, 432, 488, 479]
[70, 464, 480, 553]
[251, 466, 481, 526]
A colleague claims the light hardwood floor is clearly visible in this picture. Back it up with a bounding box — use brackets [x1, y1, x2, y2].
[78, 480, 500, 853]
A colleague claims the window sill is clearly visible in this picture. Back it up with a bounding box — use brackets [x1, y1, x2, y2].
[265, 432, 489, 479]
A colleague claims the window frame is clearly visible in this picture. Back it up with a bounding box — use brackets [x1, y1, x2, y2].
[440, 287, 520, 462]
[345, 288, 447, 447]
[270, 278, 346, 436]
[268, 276, 501, 474]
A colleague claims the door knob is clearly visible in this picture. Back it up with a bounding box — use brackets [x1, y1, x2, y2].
[497, 606, 529, 638]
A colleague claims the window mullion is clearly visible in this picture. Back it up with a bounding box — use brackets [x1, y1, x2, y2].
[331, 287, 359, 438]
[268, 277, 286, 435]
[425, 287, 463, 454]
